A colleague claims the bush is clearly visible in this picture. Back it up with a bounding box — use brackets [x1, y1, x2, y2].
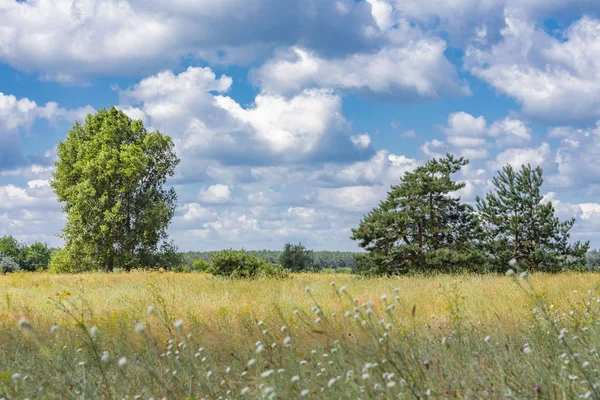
[0, 254, 20, 274]
[192, 259, 211, 272]
[48, 248, 92, 273]
[279, 242, 319, 272]
[211, 249, 288, 278]
[321, 267, 354, 274]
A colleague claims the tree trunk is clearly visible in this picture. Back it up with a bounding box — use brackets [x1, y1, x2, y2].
[105, 256, 114, 273]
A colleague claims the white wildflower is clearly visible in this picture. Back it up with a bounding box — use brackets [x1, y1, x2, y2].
[101, 351, 110, 363]
[147, 305, 154, 315]
[50, 324, 59, 333]
[247, 358, 256, 367]
[328, 377, 336, 387]
[89, 326, 98, 338]
[118, 357, 127, 367]
[135, 322, 145, 334]
[505, 269, 515, 277]
[300, 389, 309, 397]
[173, 319, 183, 330]
[283, 336, 291, 346]
[291, 375, 300, 383]
[261, 369, 274, 378]
[339, 286, 346, 293]
[241, 387, 250, 395]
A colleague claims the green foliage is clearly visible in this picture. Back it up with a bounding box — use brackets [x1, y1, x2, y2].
[50, 107, 180, 272]
[210, 249, 288, 278]
[192, 259, 211, 272]
[0, 254, 20, 274]
[320, 267, 353, 274]
[181, 250, 358, 270]
[279, 242, 319, 272]
[476, 164, 589, 272]
[0, 236, 52, 271]
[48, 248, 91, 274]
[587, 249, 600, 271]
[23, 242, 53, 271]
[351, 154, 486, 275]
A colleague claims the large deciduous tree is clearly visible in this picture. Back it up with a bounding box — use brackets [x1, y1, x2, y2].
[50, 107, 180, 272]
[351, 154, 485, 275]
[476, 164, 589, 272]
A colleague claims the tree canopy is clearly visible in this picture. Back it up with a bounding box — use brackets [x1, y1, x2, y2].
[476, 164, 589, 272]
[50, 107, 180, 272]
[351, 154, 484, 275]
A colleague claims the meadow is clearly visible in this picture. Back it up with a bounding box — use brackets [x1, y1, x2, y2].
[0, 272, 599, 399]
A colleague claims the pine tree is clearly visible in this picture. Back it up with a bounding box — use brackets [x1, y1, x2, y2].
[476, 164, 589, 272]
[351, 154, 485, 275]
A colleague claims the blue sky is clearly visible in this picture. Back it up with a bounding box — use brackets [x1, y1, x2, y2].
[2, 0, 600, 251]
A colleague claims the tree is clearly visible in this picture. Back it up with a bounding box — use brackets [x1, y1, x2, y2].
[0, 254, 20, 274]
[476, 164, 589, 272]
[50, 107, 180, 272]
[0, 236, 23, 262]
[23, 242, 52, 271]
[351, 154, 485, 275]
[211, 249, 288, 278]
[279, 242, 318, 272]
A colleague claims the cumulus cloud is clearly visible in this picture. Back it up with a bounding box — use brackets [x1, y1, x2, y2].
[198, 184, 232, 204]
[466, 16, 600, 123]
[489, 142, 551, 171]
[0, 92, 93, 169]
[0, 0, 379, 82]
[252, 44, 468, 99]
[119, 67, 373, 172]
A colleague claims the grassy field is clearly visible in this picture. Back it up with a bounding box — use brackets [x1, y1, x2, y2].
[0, 272, 599, 399]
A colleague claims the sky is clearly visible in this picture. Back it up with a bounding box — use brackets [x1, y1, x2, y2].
[2, 0, 600, 251]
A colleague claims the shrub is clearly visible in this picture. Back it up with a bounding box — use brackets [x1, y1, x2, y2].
[0, 254, 20, 274]
[192, 259, 211, 272]
[211, 249, 288, 278]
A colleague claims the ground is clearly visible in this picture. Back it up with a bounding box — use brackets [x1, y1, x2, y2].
[0, 272, 599, 398]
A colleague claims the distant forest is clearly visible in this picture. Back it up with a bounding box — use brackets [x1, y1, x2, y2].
[181, 250, 359, 270]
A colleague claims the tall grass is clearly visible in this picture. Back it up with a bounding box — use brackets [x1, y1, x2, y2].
[0, 272, 599, 398]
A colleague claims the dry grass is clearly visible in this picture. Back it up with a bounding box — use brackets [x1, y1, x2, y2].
[0, 272, 599, 398]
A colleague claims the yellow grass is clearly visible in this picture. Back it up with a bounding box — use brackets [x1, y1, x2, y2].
[1, 272, 598, 343]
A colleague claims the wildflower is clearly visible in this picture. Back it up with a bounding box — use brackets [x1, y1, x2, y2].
[582, 361, 590, 368]
[256, 344, 264, 353]
[11, 373, 21, 381]
[147, 306, 154, 315]
[533, 386, 541, 393]
[387, 381, 397, 388]
[135, 322, 145, 334]
[328, 377, 336, 387]
[257, 320, 264, 327]
[89, 326, 98, 338]
[583, 391, 592, 399]
[339, 286, 347, 293]
[380, 294, 388, 301]
[293, 309, 299, 315]
[305, 287, 310, 293]
[520, 271, 528, 279]
[523, 344, 532, 354]
[261, 369, 274, 378]
[559, 328, 568, 340]
[206, 371, 213, 378]
[101, 351, 110, 363]
[300, 360, 307, 365]
[508, 258, 517, 267]
[484, 336, 491, 343]
[173, 319, 183, 330]
[300, 389, 309, 397]
[291, 375, 300, 382]
[330, 281, 335, 286]
[442, 337, 447, 345]
[226, 367, 231, 373]
[247, 358, 256, 367]
[50, 324, 59, 333]
[241, 387, 250, 395]
[361, 373, 370, 379]
[280, 326, 287, 332]
[423, 360, 430, 369]
[393, 288, 400, 293]
[277, 369, 285, 374]
[283, 336, 291, 346]
[505, 269, 515, 277]
[118, 357, 127, 367]
[315, 317, 321, 324]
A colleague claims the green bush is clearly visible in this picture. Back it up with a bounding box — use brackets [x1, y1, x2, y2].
[211, 249, 288, 278]
[0, 254, 20, 274]
[192, 259, 211, 272]
[321, 267, 354, 274]
[48, 248, 92, 273]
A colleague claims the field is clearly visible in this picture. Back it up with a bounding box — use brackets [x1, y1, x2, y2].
[0, 272, 599, 399]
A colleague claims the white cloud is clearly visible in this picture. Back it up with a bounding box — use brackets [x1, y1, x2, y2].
[119, 67, 372, 171]
[318, 185, 387, 212]
[466, 16, 600, 123]
[199, 184, 232, 204]
[490, 142, 550, 170]
[252, 44, 468, 99]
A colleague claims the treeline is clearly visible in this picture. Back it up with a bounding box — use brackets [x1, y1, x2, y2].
[0, 236, 53, 273]
[182, 249, 358, 270]
[352, 154, 590, 275]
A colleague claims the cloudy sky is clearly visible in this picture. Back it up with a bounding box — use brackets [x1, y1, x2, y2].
[2, 0, 600, 251]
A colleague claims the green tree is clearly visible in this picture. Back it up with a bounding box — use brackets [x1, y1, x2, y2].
[50, 107, 180, 272]
[476, 164, 589, 272]
[351, 154, 485, 275]
[23, 242, 52, 271]
[279, 242, 318, 272]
